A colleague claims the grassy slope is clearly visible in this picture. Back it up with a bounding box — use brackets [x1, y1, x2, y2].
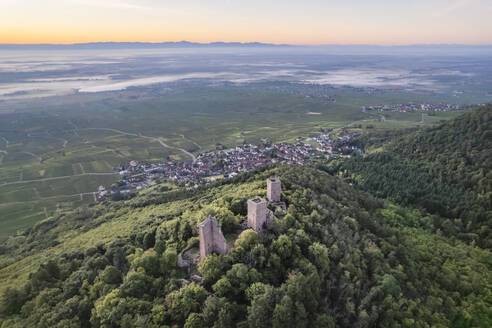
[0, 174, 265, 287]
[0, 165, 490, 327]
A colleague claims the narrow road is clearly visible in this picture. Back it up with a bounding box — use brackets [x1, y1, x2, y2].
[1, 126, 197, 190]
[0, 192, 96, 205]
[21, 151, 42, 162]
[78, 163, 86, 174]
[80, 128, 197, 163]
[180, 134, 202, 149]
[27, 133, 68, 152]
[0, 172, 118, 188]
[0, 137, 9, 148]
[0, 149, 7, 165]
[328, 119, 371, 138]
[0, 136, 9, 147]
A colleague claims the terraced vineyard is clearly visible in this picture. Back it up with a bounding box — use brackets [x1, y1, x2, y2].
[0, 86, 469, 239]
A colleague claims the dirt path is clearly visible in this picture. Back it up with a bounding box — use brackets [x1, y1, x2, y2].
[0, 172, 118, 188]
[27, 133, 68, 152]
[179, 134, 202, 150]
[78, 163, 86, 174]
[68, 120, 83, 139]
[80, 127, 197, 163]
[32, 187, 41, 198]
[0, 136, 9, 147]
[328, 119, 371, 138]
[22, 151, 42, 162]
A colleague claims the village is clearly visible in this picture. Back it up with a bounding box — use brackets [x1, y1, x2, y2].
[361, 102, 461, 113]
[94, 130, 362, 201]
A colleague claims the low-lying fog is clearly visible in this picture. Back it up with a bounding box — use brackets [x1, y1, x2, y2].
[0, 46, 491, 101]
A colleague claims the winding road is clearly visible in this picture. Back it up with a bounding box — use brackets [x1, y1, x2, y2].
[0, 126, 197, 189]
[80, 127, 197, 163]
[21, 151, 42, 162]
[179, 134, 202, 150]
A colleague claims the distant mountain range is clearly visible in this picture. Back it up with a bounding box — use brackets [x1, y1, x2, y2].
[0, 41, 288, 49]
[1, 42, 491, 55]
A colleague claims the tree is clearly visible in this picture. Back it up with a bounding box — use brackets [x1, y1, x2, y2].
[314, 314, 335, 328]
[234, 230, 258, 250]
[161, 248, 178, 273]
[166, 283, 208, 324]
[247, 285, 277, 328]
[199, 254, 228, 285]
[119, 272, 153, 298]
[272, 235, 293, 261]
[100, 266, 122, 285]
[0, 287, 27, 315]
[213, 277, 233, 297]
[381, 274, 401, 297]
[308, 242, 330, 274]
[184, 313, 206, 328]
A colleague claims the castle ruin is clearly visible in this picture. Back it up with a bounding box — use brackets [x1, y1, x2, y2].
[247, 197, 269, 231]
[267, 177, 281, 203]
[199, 216, 227, 262]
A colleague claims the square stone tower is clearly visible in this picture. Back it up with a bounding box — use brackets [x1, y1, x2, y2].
[267, 177, 281, 203]
[199, 216, 227, 262]
[247, 198, 267, 231]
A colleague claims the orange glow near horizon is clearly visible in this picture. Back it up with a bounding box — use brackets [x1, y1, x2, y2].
[0, 0, 491, 45]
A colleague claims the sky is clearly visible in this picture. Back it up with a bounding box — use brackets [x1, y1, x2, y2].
[1, 0, 491, 45]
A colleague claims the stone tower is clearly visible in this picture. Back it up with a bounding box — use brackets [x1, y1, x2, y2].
[199, 216, 227, 262]
[247, 198, 268, 231]
[267, 177, 281, 203]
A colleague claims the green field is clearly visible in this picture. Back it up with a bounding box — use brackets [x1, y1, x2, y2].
[0, 86, 471, 240]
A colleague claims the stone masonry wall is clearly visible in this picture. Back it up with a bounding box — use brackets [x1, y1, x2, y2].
[199, 216, 227, 261]
[247, 198, 267, 231]
[267, 177, 281, 203]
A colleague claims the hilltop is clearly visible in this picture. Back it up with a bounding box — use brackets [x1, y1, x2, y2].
[327, 105, 492, 248]
[1, 163, 490, 327]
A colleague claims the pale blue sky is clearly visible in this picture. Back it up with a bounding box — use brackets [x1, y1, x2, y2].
[1, 0, 491, 44]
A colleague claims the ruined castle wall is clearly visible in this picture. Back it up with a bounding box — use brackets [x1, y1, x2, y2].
[247, 198, 267, 231]
[199, 216, 227, 261]
[199, 218, 214, 261]
[212, 225, 227, 255]
[267, 178, 281, 203]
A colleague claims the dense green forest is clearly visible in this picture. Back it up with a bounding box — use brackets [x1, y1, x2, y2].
[1, 107, 491, 327]
[325, 106, 492, 248]
[1, 163, 491, 327]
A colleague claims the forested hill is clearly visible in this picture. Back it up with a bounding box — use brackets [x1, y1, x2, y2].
[328, 106, 492, 248]
[1, 165, 491, 327]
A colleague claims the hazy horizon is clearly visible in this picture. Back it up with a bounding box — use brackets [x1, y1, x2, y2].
[1, 41, 492, 46]
[1, 0, 491, 45]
